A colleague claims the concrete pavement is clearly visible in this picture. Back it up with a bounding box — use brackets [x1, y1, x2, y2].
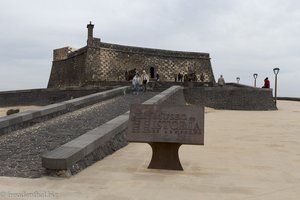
[0, 100, 299, 200]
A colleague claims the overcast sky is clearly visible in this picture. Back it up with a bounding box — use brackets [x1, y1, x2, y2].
[0, 0, 299, 97]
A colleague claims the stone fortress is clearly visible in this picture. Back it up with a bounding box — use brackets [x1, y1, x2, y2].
[45, 22, 277, 111]
[48, 22, 215, 88]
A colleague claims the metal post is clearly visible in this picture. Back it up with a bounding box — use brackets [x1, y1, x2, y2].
[273, 68, 280, 105]
[274, 73, 278, 105]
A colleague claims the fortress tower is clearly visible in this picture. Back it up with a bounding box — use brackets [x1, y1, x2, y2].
[48, 22, 215, 88]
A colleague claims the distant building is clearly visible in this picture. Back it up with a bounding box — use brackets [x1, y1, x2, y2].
[48, 22, 215, 88]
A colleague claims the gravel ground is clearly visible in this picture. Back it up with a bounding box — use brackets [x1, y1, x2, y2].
[0, 92, 158, 178]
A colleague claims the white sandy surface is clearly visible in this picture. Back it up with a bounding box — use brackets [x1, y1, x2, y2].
[0, 106, 41, 117]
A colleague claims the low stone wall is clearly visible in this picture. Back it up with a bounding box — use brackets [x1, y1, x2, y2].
[0, 87, 115, 107]
[83, 80, 214, 93]
[0, 86, 130, 136]
[82, 81, 131, 88]
[83, 82, 276, 110]
[41, 86, 184, 175]
[184, 84, 277, 110]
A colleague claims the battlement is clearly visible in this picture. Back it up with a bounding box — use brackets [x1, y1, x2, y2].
[99, 42, 210, 59]
[53, 47, 77, 61]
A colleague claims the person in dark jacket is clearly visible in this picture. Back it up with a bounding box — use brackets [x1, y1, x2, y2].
[262, 77, 270, 88]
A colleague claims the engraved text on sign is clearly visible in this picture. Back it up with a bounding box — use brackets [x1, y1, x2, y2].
[127, 104, 204, 145]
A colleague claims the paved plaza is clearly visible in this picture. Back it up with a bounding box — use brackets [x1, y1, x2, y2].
[0, 100, 299, 200]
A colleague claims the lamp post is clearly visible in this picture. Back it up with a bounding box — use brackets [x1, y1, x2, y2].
[253, 73, 258, 87]
[273, 68, 280, 105]
[236, 77, 240, 84]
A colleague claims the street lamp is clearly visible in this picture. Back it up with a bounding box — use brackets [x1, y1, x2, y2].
[236, 77, 240, 84]
[253, 73, 258, 87]
[273, 68, 280, 105]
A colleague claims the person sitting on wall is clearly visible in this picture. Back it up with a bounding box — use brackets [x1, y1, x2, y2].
[262, 77, 270, 88]
[141, 70, 149, 92]
[217, 75, 225, 87]
[132, 73, 141, 94]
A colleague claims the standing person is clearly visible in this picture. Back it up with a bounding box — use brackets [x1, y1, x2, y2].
[141, 70, 149, 92]
[217, 75, 225, 87]
[156, 73, 160, 81]
[262, 77, 270, 88]
[178, 72, 183, 82]
[138, 73, 143, 90]
[132, 73, 141, 94]
[200, 73, 205, 82]
[183, 73, 188, 82]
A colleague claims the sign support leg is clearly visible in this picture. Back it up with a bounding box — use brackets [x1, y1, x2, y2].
[148, 142, 183, 170]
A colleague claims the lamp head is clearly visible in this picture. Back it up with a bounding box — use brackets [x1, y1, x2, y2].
[273, 68, 280, 75]
[253, 73, 258, 78]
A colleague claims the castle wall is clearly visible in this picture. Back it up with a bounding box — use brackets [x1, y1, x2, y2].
[48, 39, 215, 88]
[96, 43, 215, 82]
[85, 46, 102, 81]
[48, 49, 87, 88]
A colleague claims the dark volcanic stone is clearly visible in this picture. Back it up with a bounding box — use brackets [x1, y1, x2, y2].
[0, 92, 158, 178]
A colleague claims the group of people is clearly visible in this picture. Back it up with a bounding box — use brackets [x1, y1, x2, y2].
[217, 75, 271, 88]
[175, 72, 192, 82]
[132, 71, 271, 90]
[132, 70, 149, 94]
[176, 72, 184, 82]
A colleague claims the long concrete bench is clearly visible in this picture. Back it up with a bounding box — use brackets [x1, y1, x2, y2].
[0, 86, 130, 135]
[42, 85, 183, 170]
